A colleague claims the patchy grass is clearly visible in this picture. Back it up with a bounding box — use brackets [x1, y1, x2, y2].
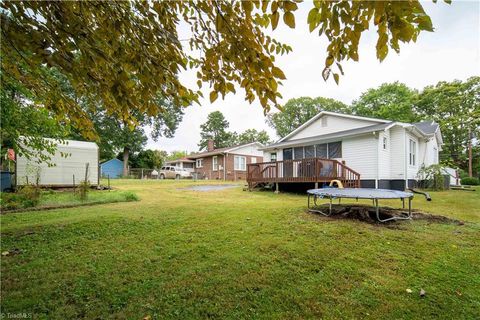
[1, 180, 479, 319]
[1, 189, 139, 212]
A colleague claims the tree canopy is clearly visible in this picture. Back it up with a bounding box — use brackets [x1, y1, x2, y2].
[266, 97, 349, 138]
[2, 0, 441, 137]
[236, 129, 271, 145]
[351, 82, 419, 122]
[198, 111, 236, 150]
[415, 76, 480, 169]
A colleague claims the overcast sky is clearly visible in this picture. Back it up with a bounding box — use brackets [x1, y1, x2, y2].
[147, 0, 479, 153]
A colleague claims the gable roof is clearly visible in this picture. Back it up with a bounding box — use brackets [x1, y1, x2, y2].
[100, 158, 123, 165]
[165, 157, 195, 164]
[413, 121, 439, 135]
[278, 111, 390, 143]
[261, 122, 395, 150]
[188, 142, 263, 159]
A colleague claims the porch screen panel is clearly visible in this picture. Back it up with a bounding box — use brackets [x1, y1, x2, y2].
[315, 144, 328, 158]
[294, 147, 304, 159]
[328, 142, 342, 158]
[304, 145, 315, 158]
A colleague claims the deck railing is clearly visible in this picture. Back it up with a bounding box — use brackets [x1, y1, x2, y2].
[247, 158, 360, 188]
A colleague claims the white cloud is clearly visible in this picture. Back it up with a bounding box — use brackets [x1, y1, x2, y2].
[147, 0, 479, 152]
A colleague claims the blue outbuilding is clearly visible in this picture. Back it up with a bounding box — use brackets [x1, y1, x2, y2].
[100, 158, 124, 178]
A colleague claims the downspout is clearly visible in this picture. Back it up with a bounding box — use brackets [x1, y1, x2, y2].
[374, 131, 379, 189]
[404, 129, 408, 190]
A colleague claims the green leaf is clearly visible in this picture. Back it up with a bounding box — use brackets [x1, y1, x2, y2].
[283, 12, 295, 28]
[272, 66, 286, 80]
[333, 73, 339, 85]
[271, 11, 280, 30]
[210, 91, 218, 103]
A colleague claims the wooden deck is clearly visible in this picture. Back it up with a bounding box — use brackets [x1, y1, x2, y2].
[247, 158, 361, 189]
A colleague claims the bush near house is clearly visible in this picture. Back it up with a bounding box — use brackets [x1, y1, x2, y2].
[461, 177, 479, 185]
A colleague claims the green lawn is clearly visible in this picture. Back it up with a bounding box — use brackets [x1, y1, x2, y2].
[1, 180, 479, 319]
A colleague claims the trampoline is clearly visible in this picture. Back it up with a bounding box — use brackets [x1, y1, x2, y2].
[307, 188, 414, 222]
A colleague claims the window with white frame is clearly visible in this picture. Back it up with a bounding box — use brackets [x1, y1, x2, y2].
[383, 137, 387, 150]
[234, 156, 246, 171]
[409, 139, 416, 166]
[251, 157, 257, 164]
[270, 153, 277, 162]
[212, 156, 218, 170]
[196, 159, 203, 168]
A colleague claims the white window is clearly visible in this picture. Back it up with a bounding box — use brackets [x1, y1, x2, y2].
[270, 153, 277, 162]
[251, 157, 257, 164]
[196, 159, 203, 168]
[212, 156, 218, 170]
[234, 156, 246, 171]
[383, 137, 387, 150]
[409, 139, 416, 166]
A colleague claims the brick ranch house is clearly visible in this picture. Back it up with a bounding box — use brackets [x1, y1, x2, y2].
[185, 141, 264, 181]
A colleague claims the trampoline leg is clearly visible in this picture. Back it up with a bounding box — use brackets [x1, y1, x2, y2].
[408, 197, 412, 218]
[402, 198, 405, 209]
[375, 198, 380, 221]
[329, 197, 332, 215]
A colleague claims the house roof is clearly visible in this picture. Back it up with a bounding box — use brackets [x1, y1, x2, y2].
[165, 157, 195, 164]
[188, 142, 263, 159]
[413, 121, 439, 135]
[261, 122, 395, 150]
[277, 111, 391, 143]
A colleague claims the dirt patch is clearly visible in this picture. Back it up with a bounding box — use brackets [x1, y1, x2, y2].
[307, 204, 462, 225]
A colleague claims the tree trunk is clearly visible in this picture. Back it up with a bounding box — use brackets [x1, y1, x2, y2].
[123, 147, 129, 177]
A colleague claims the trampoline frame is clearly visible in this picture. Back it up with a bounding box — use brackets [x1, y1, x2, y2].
[307, 189, 413, 222]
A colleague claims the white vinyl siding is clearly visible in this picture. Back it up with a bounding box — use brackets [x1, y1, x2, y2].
[212, 156, 218, 170]
[378, 130, 391, 179]
[390, 126, 406, 180]
[234, 156, 246, 171]
[342, 135, 378, 180]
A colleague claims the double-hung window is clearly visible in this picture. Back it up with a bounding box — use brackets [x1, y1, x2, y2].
[234, 156, 246, 171]
[409, 139, 416, 166]
[196, 159, 203, 168]
[212, 156, 218, 171]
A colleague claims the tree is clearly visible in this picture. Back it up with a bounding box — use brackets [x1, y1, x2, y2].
[2, 1, 440, 138]
[351, 82, 419, 122]
[0, 75, 68, 163]
[266, 97, 349, 138]
[198, 111, 237, 150]
[237, 129, 271, 145]
[167, 150, 189, 161]
[415, 77, 480, 173]
[75, 96, 184, 175]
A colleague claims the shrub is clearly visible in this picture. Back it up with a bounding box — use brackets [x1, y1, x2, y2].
[461, 177, 479, 186]
[124, 192, 139, 202]
[417, 164, 445, 191]
[17, 185, 41, 207]
[78, 180, 90, 201]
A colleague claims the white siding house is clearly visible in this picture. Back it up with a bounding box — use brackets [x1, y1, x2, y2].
[260, 112, 443, 190]
[16, 139, 99, 187]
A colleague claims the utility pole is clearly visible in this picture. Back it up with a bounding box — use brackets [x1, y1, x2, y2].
[468, 128, 473, 178]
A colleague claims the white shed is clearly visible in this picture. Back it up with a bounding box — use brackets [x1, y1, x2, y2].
[16, 139, 99, 187]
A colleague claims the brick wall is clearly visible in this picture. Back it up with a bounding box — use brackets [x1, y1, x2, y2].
[194, 154, 263, 181]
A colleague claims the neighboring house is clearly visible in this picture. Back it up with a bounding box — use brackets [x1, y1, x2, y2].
[187, 141, 264, 181]
[100, 158, 124, 178]
[164, 158, 195, 173]
[250, 111, 442, 190]
[16, 139, 99, 187]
